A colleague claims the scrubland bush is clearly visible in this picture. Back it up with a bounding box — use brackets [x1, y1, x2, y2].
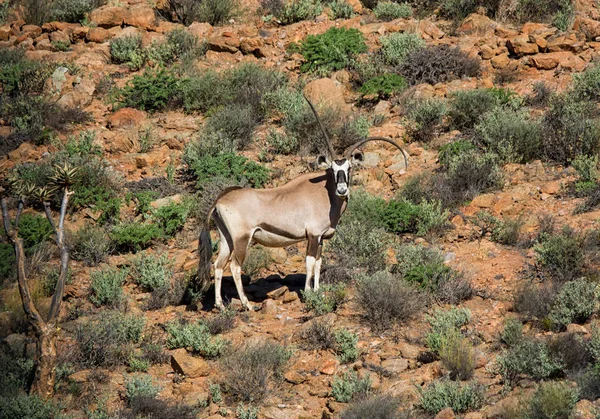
[331, 371, 371, 402]
[573, 64, 600, 101]
[334, 328, 359, 363]
[513, 281, 557, 322]
[17, 214, 53, 255]
[442, 150, 503, 204]
[300, 318, 336, 350]
[327, 221, 388, 273]
[110, 35, 144, 69]
[220, 340, 291, 401]
[497, 337, 563, 385]
[534, 228, 585, 282]
[165, 0, 238, 25]
[419, 380, 484, 415]
[75, 311, 145, 367]
[548, 278, 597, 329]
[359, 74, 407, 98]
[471, 211, 523, 245]
[374, 1, 412, 20]
[125, 375, 161, 404]
[439, 332, 475, 380]
[355, 271, 422, 330]
[152, 200, 190, 237]
[300, 27, 367, 73]
[0, 394, 59, 419]
[117, 396, 197, 419]
[261, 0, 322, 24]
[527, 381, 578, 419]
[572, 155, 599, 196]
[398, 45, 480, 86]
[340, 394, 401, 419]
[501, 318, 523, 347]
[405, 97, 446, 143]
[426, 307, 471, 353]
[547, 332, 591, 373]
[0, 242, 15, 283]
[110, 222, 164, 253]
[242, 246, 272, 278]
[70, 225, 112, 266]
[447, 89, 503, 132]
[166, 320, 226, 358]
[302, 283, 347, 315]
[131, 252, 172, 292]
[89, 266, 127, 307]
[329, 0, 354, 18]
[117, 69, 182, 112]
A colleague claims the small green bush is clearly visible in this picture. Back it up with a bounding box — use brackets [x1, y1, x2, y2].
[125, 375, 161, 404]
[426, 307, 471, 353]
[128, 356, 150, 373]
[399, 44, 480, 86]
[166, 320, 226, 358]
[185, 151, 270, 189]
[327, 220, 387, 273]
[439, 331, 475, 380]
[474, 106, 541, 163]
[302, 283, 346, 316]
[51, 0, 100, 23]
[573, 65, 600, 101]
[534, 228, 585, 282]
[0, 242, 15, 283]
[266, 129, 299, 155]
[514, 0, 573, 26]
[110, 222, 164, 253]
[331, 371, 371, 403]
[131, 252, 172, 292]
[17, 213, 53, 255]
[242, 245, 272, 278]
[261, 0, 322, 24]
[419, 379, 484, 415]
[497, 337, 563, 385]
[340, 394, 401, 419]
[406, 97, 446, 143]
[220, 340, 291, 402]
[443, 150, 504, 204]
[540, 94, 600, 165]
[117, 69, 182, 112]
[572, 155, 599, 195]
[0, 394, 59, 419]
[438, 140, 477, 169]
[236, 403, 259, 419]
[300, 27, 367, 73]
[204, 308, 236, 335]
[359, 74, 407, 98]
[527, 381, 578, 419]
[334, 328, 359, 364]
[152, 200, 190, 237]
[70, 225, 112, 267]
[203, 104, 260, 150]
[181, 71, 225, 113]
[167, 0, 237, 25]
[300, 318, 335, 350]
[110, 35, 144, 70]
[501, 318, 524, 347]
[0, 49, 52, 97]
[74, 310, 145, 367]
[329, 0, 353, 19]
[373, 1, 412, 21]
[355, 271, 422, 330]
[379, 33, 424, 66]
[513, 281, 557, 322]
[548, 278, 597, 329]
[448, 89, 501, 132]
[471, 211, 523, 245]
[89, 266, 127, 307]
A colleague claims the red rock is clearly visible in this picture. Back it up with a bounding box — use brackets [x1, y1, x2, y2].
[123, 4, 157, 30]
[418, 19, 444, 40]
[319, 358, 339, 375]
[283, 291, 299, 303]
[574, 16, 600, 40]
[90, 6, 127, 28]
[155, 20, 184, 34]
[506, 35, 538, 56]
[435, 408, 455, 419]
[187, 22, 213, 38]
[284, 370, 306, 384]
[107, 108, 147, 129]
[21, 25, 42, 38]
[208, 35, 240, 53]
[303, 78, 349, 114]
[262, 299, 278, 314]
[86, 27, 112, 43]
[50, 30, 70, 44]
[457, 13, 496, 35]
[490, 53, 510, 69]
[240, 37, 263, 55]
[170, 348, 210, 378]
[547, 32, 585, 53]
[495, 26, 518, 38]
[0, 25, 10, 41]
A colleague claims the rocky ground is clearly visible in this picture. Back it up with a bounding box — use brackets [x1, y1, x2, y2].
[4, 0, 600, 418]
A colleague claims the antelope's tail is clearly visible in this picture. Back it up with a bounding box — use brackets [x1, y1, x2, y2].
[197, 209, 215, 294]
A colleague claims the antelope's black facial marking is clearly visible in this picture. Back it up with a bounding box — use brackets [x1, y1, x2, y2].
[331, 159, 351, 198]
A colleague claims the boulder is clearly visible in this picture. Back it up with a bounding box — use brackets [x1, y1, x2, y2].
[208, 35, 240, 53]
[435, 408, 455, 419]
[302, 78, 349, 114]
[86, 27, 112, 43]
[381, 358, 409, 374]
[170, 348, 210, 378]
[574, 16, 600, 40]
[123, 4, 157, 30]
[90, 6, 127, 28]
[188, 22, 213, 38]
[107, 108, 147, 129]
[457, 13, 496, 35]
[49, 30, 70, 44]
[506, 35, 538, 56]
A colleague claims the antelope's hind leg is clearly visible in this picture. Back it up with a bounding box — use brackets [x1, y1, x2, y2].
[305, 235, 320, 291]
[213, 228, 232, 311]
[314, 241, 323, 291]
[231, 234, 254, 311]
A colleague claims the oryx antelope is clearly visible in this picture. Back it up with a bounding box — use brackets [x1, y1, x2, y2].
[198, 99, 409, 311]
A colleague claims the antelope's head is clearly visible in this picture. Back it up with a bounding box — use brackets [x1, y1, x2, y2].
[305, 96, 409, 199]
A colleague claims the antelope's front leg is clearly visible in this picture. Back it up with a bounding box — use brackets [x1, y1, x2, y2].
[313, 242, 323, 291]
[305, 236, 319, 291]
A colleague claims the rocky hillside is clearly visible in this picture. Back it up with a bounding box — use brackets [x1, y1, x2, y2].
[4, 0, 600, 418]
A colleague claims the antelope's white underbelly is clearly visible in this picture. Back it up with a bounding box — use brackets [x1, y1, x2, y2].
[252, 229, 303, 247]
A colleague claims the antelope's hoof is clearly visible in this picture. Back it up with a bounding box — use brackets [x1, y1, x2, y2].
[215, 302, 226, 311]
[243, 303, 256, 312]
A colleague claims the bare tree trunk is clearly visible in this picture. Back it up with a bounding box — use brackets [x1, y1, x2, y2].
[30, 323, 57, 399]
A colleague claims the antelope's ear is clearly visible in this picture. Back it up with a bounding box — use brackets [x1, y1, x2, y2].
[316, 155, 330, 169]
[351, 151, 364, 165]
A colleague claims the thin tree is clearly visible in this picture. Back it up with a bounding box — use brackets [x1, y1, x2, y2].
[1, 163, 78, 398]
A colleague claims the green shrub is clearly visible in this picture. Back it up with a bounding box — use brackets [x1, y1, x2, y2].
[334, 328, 359, 363]
[152, 200, 190, 237]
[331, 371, 371, 402]
[302, 283, 346, 316]
[147, 29, 205, 66]
[329, 0, 353, 18]
[110, 35, 144, 69]
[497, 337, 563, 385]
[327, 220, 387, 273]
[131, 252, 172, 292]
[359, 74, 407, 98]
[471, 211, 523, 245]
[17, 213, 53, 255]
[181, 71, 225, 113]
[443, 150, 503, 204]
[514, 0, 572, 26]
[74, 310, 145, 367]
[426, 307, 471, 353]
[527, 381, 578, 419]
[0, 242, 15, 283]
[399, 44, 480, 86]
[474, 106, 541, 163]
[534, 228, 585, 282]
[204, 308, 236, 335]
[261, 0, 322, 24]
[89, 266, 127, 307]
[110, 222, 164, 253]
[575, 365, 600, 401]
[204, 104, 260, 150]
[572, 155, 599, 195]
[70, 225, 112, 267]
[343, 189, 387, 227]
[340, 394, 401, 419]
[300, 318, 335, 350]
[549, 278, 597, 329]
[185, 151, 270, 189]
[439, 331, 475, 380]
[0, 394, 59, 419]
[117, 69, 182, 112]
[220, 340, 292, 401]
[125, 375, 161, 404]
[406, 97, 446, 143]
[242, 245, 272, 278]
[355, 271, 422, 330]
[447, 89, 502, 132]
[236, 403, 259, 419]
[540, 94, 600, 165]
[419, 380, 484, 415]
[128, 356, 150, 373]
[513, 281, 557, 323]
[373, 1, 412, 20]
[300, 27, 367, 73]
[166, 320, 226, 358]
[573, 65, 600, 101]
[438, 140, 477, 169]
[266, 129, 299, 155]
[0, 49, 52, 97]
[501, 318, 524, 347]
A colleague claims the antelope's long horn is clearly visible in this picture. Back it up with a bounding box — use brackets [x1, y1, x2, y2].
[345, 136, 409, 169]
[303, 94, 336, 159]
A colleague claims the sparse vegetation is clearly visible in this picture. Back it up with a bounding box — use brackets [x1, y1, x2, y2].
[526, 381, 578, 419]
[125, 375, 161, 404]
[131, 252, 172, 292]
[405, 97, 446, 143]
[548, 278, 597, 329]
[534, 227, 585, 282]
[300, 27, 367, 73]
[166, 320, 226, 358]
[70, 225, 112, 266]
[426, 307, 471, 353]
[340, 394, 401, 419]
[334, 328, 359, 363]
[110, 222, 164, 253]
[89, 266, 127, 307]
[373, 1, 412, 20]
[331, 370, 371, 402]
[302, 284, 346, 315]
[419, 380, 484, 415]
